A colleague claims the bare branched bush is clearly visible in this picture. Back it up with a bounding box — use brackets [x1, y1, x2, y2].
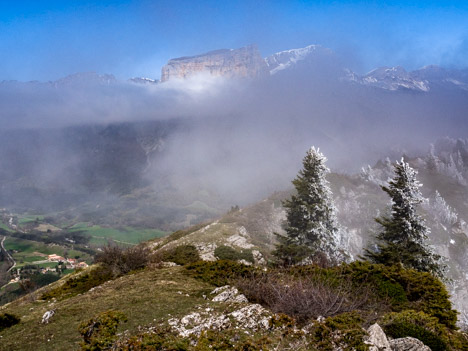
[236, 270, 372, 324]
[94, 244, 150, 277]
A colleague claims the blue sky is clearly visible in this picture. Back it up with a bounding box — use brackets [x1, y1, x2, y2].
[1, 0, 467, 81]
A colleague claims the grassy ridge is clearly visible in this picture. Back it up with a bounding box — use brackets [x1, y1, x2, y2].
[0, 266, 214, 351]
[0, 260, 466, 350]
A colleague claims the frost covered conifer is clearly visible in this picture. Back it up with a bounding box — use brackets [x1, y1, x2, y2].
[425, 144, 439, 173]
[430, 191, 458, 226]
[366, 158, 445, 278]
[273, 147, 342, 266]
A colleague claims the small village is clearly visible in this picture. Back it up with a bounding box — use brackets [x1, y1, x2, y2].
[8, 254, 89, 285]
[46, 254, 89, 269]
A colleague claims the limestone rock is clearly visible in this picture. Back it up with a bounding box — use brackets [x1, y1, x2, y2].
[211, 285, 248, 303]
[161, 45, 268, 82]
[194, 242, 217, 261]
[41, 309, 55, 324]
[168, 311, 230, 338]
[364, 323, 391, 351]
[229, 304, 270, 330]
[168, 302, 271, 338]
[389, 337, 432, 351]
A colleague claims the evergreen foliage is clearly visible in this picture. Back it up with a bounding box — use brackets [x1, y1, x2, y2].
[380, 310, 467, 351]
[41, 266, 113, 301]
[273, 146, 342, 265]
[78, 310, 127, 350]
[184, 260, 256, 286]
[161, 244, 201, 265]
[0, 313, 20, 331]
[339, 261, 457, 329]
[214, 245, 254, 263]
[366, 158, 446, 278]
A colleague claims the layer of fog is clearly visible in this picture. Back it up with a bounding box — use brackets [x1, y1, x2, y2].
[1, 56, 468, 210]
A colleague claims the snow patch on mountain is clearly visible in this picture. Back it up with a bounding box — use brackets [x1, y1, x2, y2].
[265, 45, 332, 75]
[350, 66, 430, 92]
[346, 64, 468, 92]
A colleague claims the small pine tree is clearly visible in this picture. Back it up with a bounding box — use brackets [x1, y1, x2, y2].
[366, 158, 445, 278]
[273, 146, 342, 266]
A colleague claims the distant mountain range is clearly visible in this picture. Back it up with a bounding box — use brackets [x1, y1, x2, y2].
[156, 44, 468, 92]
[3, 44, 467, 93]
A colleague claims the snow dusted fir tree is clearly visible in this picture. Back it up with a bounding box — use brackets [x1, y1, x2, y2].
[366, 158, 446, 278]
[273, 147, 343, 266]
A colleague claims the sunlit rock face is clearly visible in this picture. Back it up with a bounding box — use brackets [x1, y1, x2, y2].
[160, 45, 268, 82]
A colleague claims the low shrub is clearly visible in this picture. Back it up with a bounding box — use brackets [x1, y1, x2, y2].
[236, 270, 372, 324]
[161, 245, 201, 266]
[115, 327, 276, 351]
[311, 311, 368, 351]
[381, 310, 452, 351]
[195, 330, 273, 351]
[214, 245, 254, 264]
[114, 326, 190, 350]
[78, 310, 127, 351]
[185, 260, 256, 286]
[41, 266, 112, 301]
[341, 261, 458, 329]
[0, 313, 20, 331]
[95, 244, 150, 277]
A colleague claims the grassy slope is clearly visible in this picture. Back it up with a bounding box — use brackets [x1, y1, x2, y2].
[0, 266, 215, 351]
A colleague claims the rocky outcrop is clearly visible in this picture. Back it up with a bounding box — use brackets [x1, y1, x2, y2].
[161, 45, 268, 82]
[364, 324, 432, 351]
[41, 309, 55, 324]
[211, 285, 248, 303]
[365, 323, 392, 351]
[389, 337, 432, 351]
[168, 286, 271, 338]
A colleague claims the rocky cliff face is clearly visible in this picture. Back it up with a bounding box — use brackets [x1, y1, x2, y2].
[160, 45, 268, 82]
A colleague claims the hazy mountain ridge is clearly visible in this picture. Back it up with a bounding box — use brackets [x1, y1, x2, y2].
[156, 43, 468, 93]
[3, 43, 467, 95]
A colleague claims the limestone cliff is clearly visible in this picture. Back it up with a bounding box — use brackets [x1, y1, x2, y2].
[161, 45, 268, 82]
